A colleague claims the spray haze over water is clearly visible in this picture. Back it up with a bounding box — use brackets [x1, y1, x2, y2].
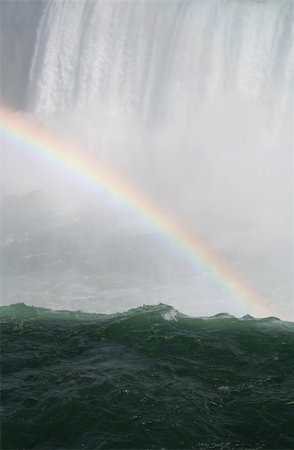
[0, 0, 293, 319]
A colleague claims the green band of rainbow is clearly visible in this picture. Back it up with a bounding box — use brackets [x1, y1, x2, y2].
[0, 107, 270, 317]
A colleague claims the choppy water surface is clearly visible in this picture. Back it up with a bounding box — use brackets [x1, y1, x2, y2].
[1, 303, 293, 449]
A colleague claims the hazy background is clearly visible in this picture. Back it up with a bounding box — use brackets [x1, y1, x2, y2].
[0, 0, 293, 319]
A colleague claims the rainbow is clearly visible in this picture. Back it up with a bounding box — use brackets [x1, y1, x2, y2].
[0, 107, 270, 317]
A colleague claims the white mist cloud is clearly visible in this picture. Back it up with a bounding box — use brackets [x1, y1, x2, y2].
[1, 0, 293, 319]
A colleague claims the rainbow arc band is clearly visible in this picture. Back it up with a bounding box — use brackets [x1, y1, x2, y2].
[0, 107, 270, 317]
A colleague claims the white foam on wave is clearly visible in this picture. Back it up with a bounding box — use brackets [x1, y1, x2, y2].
[162, 308, 178, 322]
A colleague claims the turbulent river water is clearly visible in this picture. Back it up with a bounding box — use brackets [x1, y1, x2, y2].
[1, 303, 294, 449]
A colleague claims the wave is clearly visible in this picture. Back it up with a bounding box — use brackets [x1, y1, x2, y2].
[2, 303, 293, 449]
[0, 301, 287, 324]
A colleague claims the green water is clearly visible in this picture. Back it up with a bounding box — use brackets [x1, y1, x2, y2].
[1, 303, 293, 449]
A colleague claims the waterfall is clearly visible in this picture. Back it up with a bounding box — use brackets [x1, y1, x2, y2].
[28, 0, 293, 121]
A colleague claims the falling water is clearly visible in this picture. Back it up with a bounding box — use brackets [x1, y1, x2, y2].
[27, 0, 293, 122]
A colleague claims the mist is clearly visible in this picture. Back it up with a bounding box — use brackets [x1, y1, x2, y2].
[0, 0, 293, 320]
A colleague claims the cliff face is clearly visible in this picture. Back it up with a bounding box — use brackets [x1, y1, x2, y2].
[0, 1, 45, 110]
